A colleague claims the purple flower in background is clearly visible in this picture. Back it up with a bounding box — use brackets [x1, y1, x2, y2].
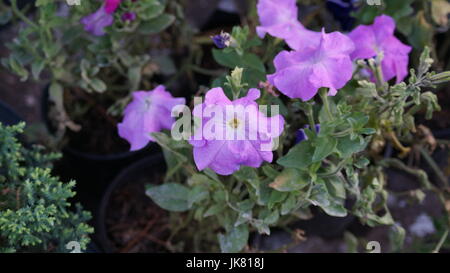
[256, 0, 320, 51]
[348, 15, 412, 83]
[81, 0, 124, 36]
[189, 88, 285, 175]
[296, 124, 321, 143]
[118, 86, 186, 151]
[268, 30, 355, 101]
[81, 6, 114, 36]
[122, 12, 136, 22]
[211, 32, 231, 49]
[256, 0, 300, 39]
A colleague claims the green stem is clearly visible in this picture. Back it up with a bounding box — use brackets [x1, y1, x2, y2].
[332, 128, 353, 138]
[433, 229, 449, 253]
[418, 146, 449, 188]
[305, 101, 316, 134]
[319, 88, 333, 121]
[318, 158, 350, 178]
[10, 0, 38, 29]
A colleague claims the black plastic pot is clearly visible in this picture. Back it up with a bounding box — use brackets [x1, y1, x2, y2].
[95, 154, 167, 253]
[0, 100, 23, 125]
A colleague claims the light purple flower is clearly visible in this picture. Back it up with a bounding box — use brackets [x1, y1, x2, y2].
[256, 0, 299, 39]
[118, 85, 186, 151]
[268, 29, 355, 101]
[256, 0, 321, 51]
[81, 6, 114, 36]
[189, 88, 285, 175]
[348, 15, 412, 83]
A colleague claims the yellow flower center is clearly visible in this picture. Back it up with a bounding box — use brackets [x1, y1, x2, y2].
[228, 118, 241, 129]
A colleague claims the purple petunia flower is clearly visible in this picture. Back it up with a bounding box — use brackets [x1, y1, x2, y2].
[118, 85, 186, 151]
[256, 0, 299, 39]
[348, 15, 412, 83]
[268, 29, 355, 101]
[189, 88, 285, 175]
[81, 6, 114, 36]
[81, 0, 124, 36]
[296, 124, 320, 143]
[256, 0, 321, 52]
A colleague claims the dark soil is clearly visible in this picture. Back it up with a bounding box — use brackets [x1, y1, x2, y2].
[61, 87, 131, 156]
[105, 172, 170, 253]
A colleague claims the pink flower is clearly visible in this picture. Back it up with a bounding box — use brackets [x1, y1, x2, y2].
[105, 0, 122, 14]
[189, 88, 285, 175]
[118, 86, 186, 151]
[256, 0, 321, 51]
[348, 15, 412, 83]
[268, 30, 355, 101]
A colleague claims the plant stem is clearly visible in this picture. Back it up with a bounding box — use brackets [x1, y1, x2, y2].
[10, 0, 38, 29]
[387, 131, 411, 158]
[305, 101, 316, 134]
[433, 229, 449, 253]
[319, 88, 333, 121]
[418, 146, 449, 188]
[318, 158, 351, 178]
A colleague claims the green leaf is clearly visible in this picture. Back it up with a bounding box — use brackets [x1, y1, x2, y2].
[0, 9, 12, 25]
[139, 14, 175, 35]
[89, 78, 107, 93]
[336, 136, 367, 158]
[49, 82, 63, 108]
[36, 0, 54, 6]
[31, 60, 45, 80]
[146, 183, 190, 212]
[128, 66, 142, 91]
[312, 137, 337, 162]
[324, 176, 346, 200]
[269, 168, 310, 192]
[187, 186, 209, 208]
[281, 194, 297, 215]
[309, 183, 347, 217]
[262, 165, 279, 179]
[277, 141, 315, 170]
[389, 224, 405, 252]
[212, 49, 265, 73]
[218, 224, 249, 253]
[203, 204, 225, 217]
[139, 2, 165, 20]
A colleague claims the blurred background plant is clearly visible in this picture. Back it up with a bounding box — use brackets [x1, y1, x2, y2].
[0, 0, 191, 155]
[0, 122, 93, 253]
